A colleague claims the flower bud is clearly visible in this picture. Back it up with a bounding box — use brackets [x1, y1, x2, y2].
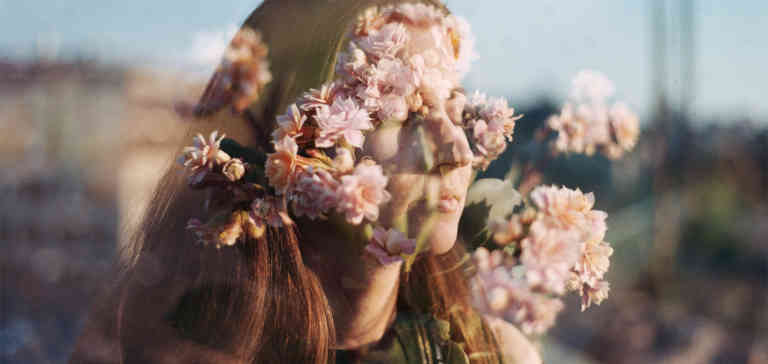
[222, 158, 246, 182]
[520, 207, 537, 224]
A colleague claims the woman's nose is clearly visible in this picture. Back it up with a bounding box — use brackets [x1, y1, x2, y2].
[432, 115, 473, 169]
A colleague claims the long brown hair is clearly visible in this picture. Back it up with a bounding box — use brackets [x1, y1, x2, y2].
[110, 1, 501, 363]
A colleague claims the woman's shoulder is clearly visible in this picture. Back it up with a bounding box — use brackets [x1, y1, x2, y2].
[482, 315, 542, 364]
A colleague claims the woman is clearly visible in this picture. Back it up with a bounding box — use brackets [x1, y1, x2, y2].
[69, 0, 541, 363]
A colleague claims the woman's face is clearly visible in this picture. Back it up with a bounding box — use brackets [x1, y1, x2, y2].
[364, 93, 473, 254]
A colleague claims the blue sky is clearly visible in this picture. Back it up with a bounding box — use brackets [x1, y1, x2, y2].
[1, 0, 766, 121]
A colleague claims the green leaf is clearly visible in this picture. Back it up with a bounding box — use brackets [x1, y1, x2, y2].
[466, 178, 522, 223]
[404, 211, 439, 273]
[220, 138, 266, 165]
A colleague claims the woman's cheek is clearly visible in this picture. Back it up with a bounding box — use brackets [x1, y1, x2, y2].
[364, 124, 402, 165]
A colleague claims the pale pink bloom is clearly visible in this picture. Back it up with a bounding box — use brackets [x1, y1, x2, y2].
[467, 90, 488, 108]
[472, 247, 505, 273]
[336, 44, 369, 82]
[577, 103, 611, 155]
[549, 71, 638, 159]
[572, 239, 613, 289]
[609, 102, 640, 152]
[251, 196, 292, 228]
[388, 3, 444, 28]
[469, 248, 517, 314]
[478, 97, 521, 142]
[265, 137, 299, 194]
[472, 119, 507, 164]
[470, 265, 506, 304]
[548, 103, 587, 154]
[356, 82, 382, 112]
[300, 82, 344, 112]
[377, 94, 409, 123]
[417, 66, 453, 105]
[272, 104, 307, 141]
[178, 131, 231, 185]
[336, 162, 391, 225]
[530, 185, 597, 232]
[290, 168, 340, 220]
[469, 248, 565, 336]
[464, 92, 521, 169]
[358, 23, 409, 59]
[369, 57, 419, 97]
[355, 7, 388, 35]
[580, 280, 610, 311]
[520, 218, 582, 295]
[444, 15, 478, 78]
[365, 226, 416, 265]
[584, 209, 608, 244]
[222, 28, 267, 65]
[314, 96, 373, 148]
[212, 28, 272, 113]
[506, 290, 565, 336]
[570, 70, 615, 104]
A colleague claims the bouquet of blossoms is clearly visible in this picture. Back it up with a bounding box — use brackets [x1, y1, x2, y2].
[176, 3, 639, 341]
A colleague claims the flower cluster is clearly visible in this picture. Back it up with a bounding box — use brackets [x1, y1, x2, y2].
[178, 131, 292, 248]
[547, 70, 639, 159]
[195, 27, 273, 116]
[177, 131, 235, 186]
[463, 91, 523, 170]
[470, 185, 613, 335]
[181, 3, 484, 260]
[260, 4, 488, 262]
[178, 4, 637, 339]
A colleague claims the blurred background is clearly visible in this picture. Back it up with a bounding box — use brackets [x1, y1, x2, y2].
[0, 1, 765, 363]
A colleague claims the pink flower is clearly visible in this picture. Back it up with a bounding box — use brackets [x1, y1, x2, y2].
[464, 92, 522, 169]
[469, 247, 565, 335]
[472, 120, 506, 156]
[314, 96, 373, 148]
[178, 131, 231, 185]
[272, 104, 307, 141]
[572, 239, 613, 289]
[358, 23, 409, 59]
[507, 290, 565, 336]
[251, 196, 292, 228]
[290, 168, 340, 220]
[365, 226, 416, 265]
[579, 280, 610, 311]
[377, 94, 409, 123]
[444, 15, 477, 78]
[388, 3, 444, 28]
[299, 82, 344, 112]
[609, 102, 639, 152]
[336, 161, 391, 225]
[215, 28, 272, 113]
[530, 185, 596, 232]
[336, 44, 369, 82]
[520, 218, 582, 295]
[472, 247, 506, 273]
[265, 137, 299, 194]
[548, 71, 638, 159]
[369, 58, 419, 97]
